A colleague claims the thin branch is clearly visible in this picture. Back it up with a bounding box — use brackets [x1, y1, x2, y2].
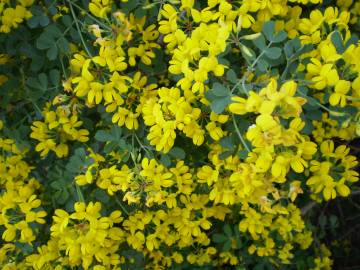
[301, 190, 360, 216]
[115, 195, 129, 216]
[232, 114, 251, 153]
[232, 41, 273, 96]
[70, 1, 112, 31]
[67, 0, 93, 57]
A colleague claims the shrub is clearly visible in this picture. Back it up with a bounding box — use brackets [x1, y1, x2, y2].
[0, 0, 360, 269]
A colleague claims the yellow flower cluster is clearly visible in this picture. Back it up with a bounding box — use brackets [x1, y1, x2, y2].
[0, 54, 10, 86]
[0, 136, 46, 267]
[0, 0, 34, 33]
[160, 3, 229, 93]
[143, 87, 205, 152]
[240, 204, 312, 263]
[30, 103, 89, 157]
[68, 12, 160, 131]
[310, 244, 333, 270]
[27, 202, 124, 269]
[312, 113, 357, 142]
[75, 150, 133, 196]
[307, 140, 358, 201]
[230, 80, 317, 181]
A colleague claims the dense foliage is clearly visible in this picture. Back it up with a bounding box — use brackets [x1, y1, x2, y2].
[1, 0, 360, 269]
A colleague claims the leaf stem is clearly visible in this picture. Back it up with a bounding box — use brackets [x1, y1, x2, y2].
[233, 41, 273, 96]
[75, 184, 85, 202]
[70, 1, 112, 31]
[232, 114, 251, 153]
[115, 195, 129, 216]
[67, 0, 93, 57]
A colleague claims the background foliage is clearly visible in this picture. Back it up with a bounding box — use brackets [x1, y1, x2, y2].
[1, 0, 360, 269]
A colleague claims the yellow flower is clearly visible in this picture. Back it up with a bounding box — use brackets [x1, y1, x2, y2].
[89, 0, 113, 18]
[49, 202, 124, 268]
[247, 114, 282, 148]
[88, 82, 104, 104]
[271, 155, 289, 178]
[2, 226, 16, 242]
[97, 165, 133, 195]
[289, 181, 303, 202]
[329, 80, 351, 107]
[307, 58, 339, 90]
[229, 96, 247, 115]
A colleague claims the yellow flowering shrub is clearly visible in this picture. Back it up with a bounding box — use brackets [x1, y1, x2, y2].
[1, 0, 360, 269]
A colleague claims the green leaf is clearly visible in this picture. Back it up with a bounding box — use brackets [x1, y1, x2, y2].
[93, 189, 110, 204]
[345, 34, 359, 48]
[142, 3, 157, 9]
[121, 0, 139, 13]
[110, 125, 122, 140]
[284, 38, 300, 59]
[38, 73, 48, 89]
[36, 25, 63, 52]
[30, 55, 44, 72]
[47, 45, 58, 60]
[302, 119, 313, 135]
[212, 233, 227, 243]
[49, 69, 60, 86]
[212, 83, 229, 97]
[319, 215, 327, 228]
[19, 42, 36, 58]
[219, 136, 235, 150]
[65, 148, 92, 175]
[262, 20, 275, 41]
[205, 83, 232, 113]
[27, 16, 41, 28]
[57, 37, 70, 53]
[218, 57, 230, 66]
[256, 59, 268, 72]
[205, 86, 231, 114]
[238, 150, 248, 159]
[26, 77, 42, 90]
[272, 30, 287, 43]
[58, 189, 70, 204]
[26, 74, 48, 92]
[222, 239, 232, 251]
[104, 141, 117, 153]
[219, 151, 232, 160]
[36, 34, 54, 49]
[160, 154, 171, 167]
[211, 96, 232, 114]
[254, 261, 266, 270]
[226, 69, 237, 84]
[46, 24, 62, 37]
[284, 38, 313, 60]
[293, 44, 313, 58]
[306, 96, 320, 107]
[264, 47, 282, 59]
[329, 215, 338, 228]
[135, 6, 146, 18]
[331, 31, 344, 54]
[224, 224, 232, 237]
[48, 6, 57, 15]
[61, 15, 72, 27]
[169, 147, 185, 159]
[253, 35, 266, 50]
[95, 130, 114, 142]
[27, 7, 50, 28]
[39, 15, 50, 27]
